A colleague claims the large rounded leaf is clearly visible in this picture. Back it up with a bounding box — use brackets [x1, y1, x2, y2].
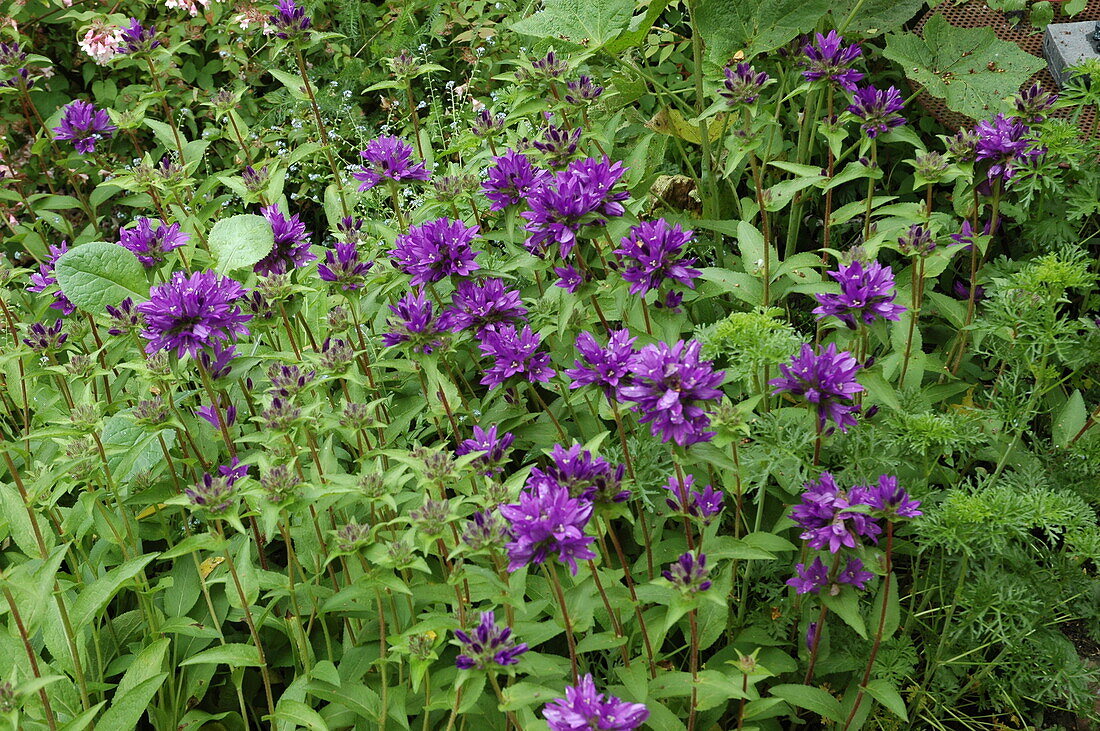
[209, 214, 275, 273]
[53, 241, 148, 312]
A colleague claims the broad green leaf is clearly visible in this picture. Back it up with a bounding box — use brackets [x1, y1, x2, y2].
[510, 0, 633, 48]
[208, 214, 275, 274]
[273, 698, 328, 730]
[269, 68, 309, 101]
[58, 702, 107, 731]
[115, 638, 170, 698]
[53, 241, 148, 312]
[71, 554, 157, 631]
[829, 0, 925, 35]
[101, 414, 175, 482]
[1053, 389, 1087, 448]
[96, 674, 168, 729]
[501, 682, 561, 712]
[0, 482, 54, 556]
[864, 678, 910, 721]
[604, 0, 673, 53]
[770, 683, 845, 723]
[180, 643, 263, 667]
[883, 15, 1046, 119]
[694, 0, 829, 60]
[822, 589, 868, 640]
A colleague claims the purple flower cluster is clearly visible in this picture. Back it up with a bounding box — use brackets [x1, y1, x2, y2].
[522, 156, 628, 258]
[615, 219, 700, 296]
[27, 242, 75, 315]
[973, 113, 1044, 185]
[454, 611, 528, 671]
[353, 136, 430, 191]
[564, 75, 604, 105]
[499, 480, 596, 575]
[52, 100, 116, 154]
[391, 217, 481, 286]
[381, 289, 445, 354]
[270, 0, 311, 39]
[721, 63, 771, 105]
[801, 31, 863, 91]
[138, 270, 252, 358]
[529, 443, 628, 504]
[813, 259, 905, 329]
[120, 18, 160, 54]
[619, 340, 725, 446]
[256, 205, 314, 276]
[1013, 82, 1058, 124]
[477, 324, 554, 389]
[118, 218, 189, 267]
[442, 277, 527, 335]
[790, 473, 881, 553]
[0, 42, 34, 89]
[663, 551, 712, 594]
[456, 425, 515, 476]
[664, 473, 724, 524]
[185, 459, 249, 515]
[787, 556, 873, 594]
[23, 319, 67, 352]
[483, 149, 546, 211]
[542, 674, 649, 731]
[566, 329, 637, 399]
[317, 242, 373, 291]
[770, 343, 864, 432]
[847, 85, 906, 138]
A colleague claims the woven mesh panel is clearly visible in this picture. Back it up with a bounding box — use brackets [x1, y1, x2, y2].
[912, 0, 1100, 135]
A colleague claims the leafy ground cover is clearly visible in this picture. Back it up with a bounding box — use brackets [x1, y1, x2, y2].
[1, 0, 1099, 729]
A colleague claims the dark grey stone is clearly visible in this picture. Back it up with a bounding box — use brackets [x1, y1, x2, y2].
[1043, 20, 1100, 87]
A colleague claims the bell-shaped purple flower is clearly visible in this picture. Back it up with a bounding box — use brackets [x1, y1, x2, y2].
[138, 270, 252, 358]
[813, 259, 906, 329]
[454, 611, 528, 670]
[542, 674, 649, 731]
[615, 219, 700, 296]
[499, 481, 596, 575]
[477, 324, 555, 389]
[565, 329, 637, 399]
[353, 135, 430, 191]
[847, 85, 906, 138]
[770, 343, 864, 432]
[801, 31, 863, 91]
[52, 100, 116, 154]
[391, 217, 481, 286]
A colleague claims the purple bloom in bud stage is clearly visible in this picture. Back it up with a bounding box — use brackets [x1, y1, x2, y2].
[566, 329, 637, 398]
[805, 622, 819, 651]
[813, 260, 905, 329]
[267, 363, 316, 398]
[663, 551, 712, 594]
[138, 270, 252, 358]
[118, 218, 189, 267]
[837, 558, 874, 590]
[721, 63, 772, 105]
[477, 324, 555, 389]
[801, 31, 863, 91]
[471, 108, 506, 138]
[105, 297, 142, 336]
[787, 556, 830, 594]
[864, 474, 922, 519]
[483, 149, 546, 211]
[770, 344, 864, 432]
[953, 279, 985, 301]
[522, 156, 628, 258]
[619, 340, 725, 446]
[242, 165, 269, 193]
[615, 219, 700, 296]
[462, 509, 512, 552]
[195, 398, 237, 431]
[186, 459, 247, 514]
[897, 224, 934, 257]
[23, 319, 67, 352]
[317, 241, 374, 290]
[847, 85, 906, 138]
[270, 0, 311, 38]
[529, 443, 628, 504]
[564, 75, 604, 104]
[658, 289, 684, 312]
[353, 135, 430, 191]
[382, 289, 445, 354]
[442, 277, 527, 335]
[456, 425, 515, 475]
[454, 611, 529, 671]
[199, 341, 237, 379]
[663, 473, 724, 524]
[119, 18, 160, 54]
[256, 204, 314, 276]
[789, 472, 881, 553]
[0, 42, 34, 89]
[27, 242, 75, 315]
[391, 217, 481, 286]
[534, 123, 582, 167]
[946, 128, 981, 162]
[1013, 82, 1058, 124]
[531, 50, 567, 79]
[542, 674, 649, 731]
[554, 264, 583, 293]
[499, 481, 596, 575]
[53, 100, 116, 154]
[974, 114, 1044, 185]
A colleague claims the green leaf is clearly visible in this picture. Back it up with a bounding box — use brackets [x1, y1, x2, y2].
[500, 682, 560, 712]
[208, 214, 275, 274]
[101, 415, 174, 482]
[115, 639, 170, 698]
[269, 68, 309, 101]
[603, 0, 673, 53]
[883, 15, 1046, 119]
[274, 698, 328, 730]
[575, 632, 628, 654]
[829, 0, 925, 35]
[53, 241, 148, 312]
[71, 554, 157, 631]
[822, 589, 868, 640]
[58, 702, 107, 731]
[96, 674, 168, 730]
[180, 643, 263, 667]
[770, 683, 845, 723]
[863, 678, 909, 721]
[510, 0, 634, 48]
[1053, 389, 1087, 448]
[694, 0, 829, 60]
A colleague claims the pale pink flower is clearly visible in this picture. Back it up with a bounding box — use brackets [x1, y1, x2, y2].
[165, 0, 213, 16]
[78, 20, 123, 65]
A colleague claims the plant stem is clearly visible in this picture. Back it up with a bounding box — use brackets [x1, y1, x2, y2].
[842, 521, 894, 729]
[294, 47, 350, 218]
[545, 562, 579, 680]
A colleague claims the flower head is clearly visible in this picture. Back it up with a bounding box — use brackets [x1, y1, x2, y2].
[770, 343, 864, 432]
[456, 425, 515, 475]
[353, 136, 430, 191]
[543, 674, 649, 731]
[801, 31, 863, 91]
[381, 289, 445, 354]
[663, 551, 712, 594]
[565, 329, 637, 399]
[118, 218, 189, 267]
[522, 157, 628, 258]
[391, 217, 481, 286]
[663, 473, 724, 524]
[270, 0, 311, 38]
[138, 270, 252, 358]
[554, 264, 584, 293]
[78, 20, 123, 65]
[499, 481, 596, 575]
[837, 558, 874, 590]
[482, 149, 546, 211]
[863, 474, 922, 519]
[477, 324, 555, 389]
[23, 319, 67, 352]
[186, 459, 248, 515]
[27, 241, 75, 314]
[813, 260, 905, 328]
[0, 42, 35, 89]
[529, 443, 628, 504]
[442, 277, 526, 335]
[534, 123, 582, 168]
[787, 557, 830, 594]
[721, 63, 772, 105]
[619, 340, 725, 446]
[53, 100, 116, 154]
[120, 18, 161, 54]
[317, 242, 373, 290]
[565, 75, 604, 104]
[789, 472, 881, 552]
[615, 219, 700, 296]
[847, 85, 906, 138]
[105, 297, 143, 335]
[1013, 82, 1057, 124]
[255, 204, 314, 276]
[974, 113, 1044, 185]
[462, 509, 512, 552]
[897, 224, 934, 258]
[454, 611, 528, 670]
